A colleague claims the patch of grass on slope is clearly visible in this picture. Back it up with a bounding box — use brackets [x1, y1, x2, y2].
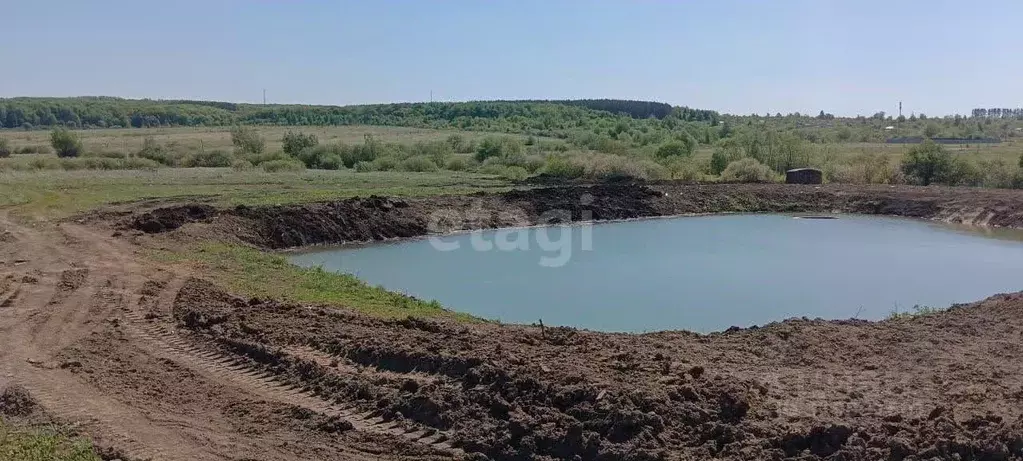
[0, 421, 101, 461]
[0, 169, 510, 219]
[157, 243, 478, 322]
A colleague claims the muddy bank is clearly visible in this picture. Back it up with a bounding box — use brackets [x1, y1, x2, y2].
[127, 183, 1023, 249]
[172, 277, 1023, 461]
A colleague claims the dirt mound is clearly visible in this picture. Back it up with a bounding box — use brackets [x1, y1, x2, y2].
[231, 196, 425, 248]
[131, 204, 218, 233]
[168, 277, 1023, 460]
[122, 183, 1023, 250]
[0, 385, 39, 417]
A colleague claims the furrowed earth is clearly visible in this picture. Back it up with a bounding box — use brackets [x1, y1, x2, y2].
[4, 183, 1023, 460]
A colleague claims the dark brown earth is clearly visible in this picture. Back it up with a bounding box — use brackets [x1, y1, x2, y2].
[6, 183, 1023, 460]
[127, 183, 1023, 249]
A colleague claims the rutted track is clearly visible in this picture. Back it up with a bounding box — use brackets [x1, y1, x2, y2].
[0, 211, 462, 460]
[122, 276, 463, 454]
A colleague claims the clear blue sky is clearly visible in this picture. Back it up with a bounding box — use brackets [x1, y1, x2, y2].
[4, 0, 1021, 116]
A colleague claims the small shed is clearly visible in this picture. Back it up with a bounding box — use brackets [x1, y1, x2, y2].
[786, 168, 823, 185]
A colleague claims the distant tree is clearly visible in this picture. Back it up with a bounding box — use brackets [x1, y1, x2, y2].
[901, 140, 953, 186]
[281, 130, 318, 156]
[656, 136, 696, 158]
[475, 136, 505, 162]
[923, 123, 941, 138]
[50, 128, 83, 158]
[836, 126, 853, 142]
[231, 126, 265, 154]
[710, 150, 729, 175]
[718, 122, 732, 138]
[0, 138, 10, 158]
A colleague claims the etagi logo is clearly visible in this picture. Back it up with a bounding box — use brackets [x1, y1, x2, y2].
[426, 194, 594, 268]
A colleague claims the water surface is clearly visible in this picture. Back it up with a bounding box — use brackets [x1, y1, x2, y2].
[289, 214, 1023, 332]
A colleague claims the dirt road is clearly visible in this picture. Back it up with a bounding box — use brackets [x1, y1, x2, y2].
[0, 211, 458, 460]
[4, 183, 1023, 460]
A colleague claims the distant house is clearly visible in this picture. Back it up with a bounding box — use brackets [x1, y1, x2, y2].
[786, 168, 823, 185]
[884, 126, 895, 131]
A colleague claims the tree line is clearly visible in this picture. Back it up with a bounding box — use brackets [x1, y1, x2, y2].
[970, 108, 1023, 119]
[0, 97, 690, 130]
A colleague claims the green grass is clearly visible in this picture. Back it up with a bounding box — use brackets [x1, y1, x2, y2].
[887, 304, 945, 320]
[154, 243, 479, 322]
[1, 125, 543, 157]
[0, 420, 101, 461]
[0, 168, 510, 219]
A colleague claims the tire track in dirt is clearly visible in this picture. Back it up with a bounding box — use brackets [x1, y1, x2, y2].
[123, 275, 463, 456]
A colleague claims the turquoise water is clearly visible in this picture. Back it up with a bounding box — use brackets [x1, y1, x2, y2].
[289, 214, 1023, 333]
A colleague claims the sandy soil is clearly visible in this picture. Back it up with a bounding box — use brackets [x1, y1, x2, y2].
[4, 183, 1023, 460]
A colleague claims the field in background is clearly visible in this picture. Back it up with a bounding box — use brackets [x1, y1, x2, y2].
[0, 168, 510, 218]
[1, 125, 537, 157]
[6, 125, 1020, 165]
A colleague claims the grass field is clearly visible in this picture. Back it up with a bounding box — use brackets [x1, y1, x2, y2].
[0, 168, 510, 218]
[1, 125, 536, 157]
[5, 125, 1021, 164]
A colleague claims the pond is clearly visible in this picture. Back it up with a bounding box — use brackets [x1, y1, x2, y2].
[288, 214, 1023, 333]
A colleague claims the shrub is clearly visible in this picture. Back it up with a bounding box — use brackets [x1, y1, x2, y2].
[231, 159, 254, 171]
[656, 136, 697, 158]
[261, 158, 305, 172]
[412, 140, 453, 166]
[594, 137, 629, 156]
[977, 159, 1015, 188]
[829, 153, 902, 185]
[542, 156, 586, 179]
[720, 158, 778, 183]
[586, 155, 665, 181]
[17, 145, 50, 155]
[665, 157, 707, 181]
[0, 138, 10, 158]
[136, 137, 182, 166]
[445, 157, 468, 171]
[244, 150, 291, 166]
[281, 130, 318, 156]
[339, 135, 387, 168]
[474, 136, 522, 162]
[296, 144, 343, 169]
[230, 126, 265, 154]
[184, 149, 233, 168]
[710, 150, 729, 175]
[523, 155, 546, 173]
[500, 165, 529, 181]
[398, 156, 439, 172]
[319, 154, 344, 170]
[354, 161, 377, 172]
[475, 137, 505, 162]
[446, 134, 469, 153]
[50, 128, 83, 158]
[901, 141, 953, 186]
[370, 156, 398, 171]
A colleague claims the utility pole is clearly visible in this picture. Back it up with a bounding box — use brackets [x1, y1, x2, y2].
[897, 101, 902, 135]
[263, 89, 267, 106]
[430, 90, 433, 103]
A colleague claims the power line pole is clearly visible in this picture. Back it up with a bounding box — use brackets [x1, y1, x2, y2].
[263, 89, 267, 106]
